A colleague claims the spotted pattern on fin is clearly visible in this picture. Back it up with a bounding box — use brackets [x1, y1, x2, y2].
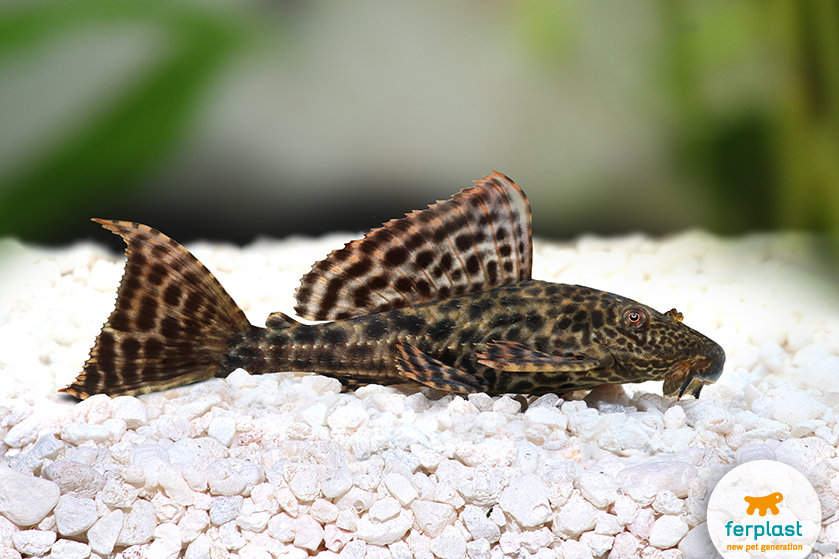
[395, 342, 488, 393]
[476, 340, 601, 373]
[60, 219, 251, 399]
[294, 171, 532, 320]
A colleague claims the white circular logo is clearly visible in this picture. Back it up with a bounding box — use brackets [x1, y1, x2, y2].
[707, 460, 821, 558]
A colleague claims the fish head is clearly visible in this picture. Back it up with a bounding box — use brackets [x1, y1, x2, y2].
[591, 292, 725, 398]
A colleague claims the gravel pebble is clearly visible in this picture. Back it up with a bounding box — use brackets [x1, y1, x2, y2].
[429, 525, 467, 559]
[267, 513, 295, 543]
[499, 473, 551, 528]
[553, 495, 598, 537]
[561, 538, 593, 559]
[44, 461, 105, 499]
[323, 523, 352, 551]
[207, 416, 237, 446]
[111, 396, 148, 428]
[578, 469, 620, 509]
[12, 530, 55, 556]
[183, 534, 211, 559]
[461, 505, 500, 543]
[148, 523, 181, 559]
[287, 463, 321, 502]
[356, 509, 412, 545]
[87, 509, 124, 556]
[617, 461, 697, 502]
[0, 466, 60, 527]
[4, 415, 41, 448]
[368, 496, 400, 522]
[218, 520, 246, 550]
[610, 531, 644, 559]
[60, 422, 109, 445]
[579, 531, 613, 556]
[383, 472, 418, 505]
[293, 514, 323, 551]
[177, 508, 209, 544]
[648, 514, 689, 549]
[53, 494, 97, 536]
[49, 538, 91, 559]
[159, 468, 194, 506]
[411, 500, 456, 537]
[117, 500, 156, 546]
[210, 495, 243, 526]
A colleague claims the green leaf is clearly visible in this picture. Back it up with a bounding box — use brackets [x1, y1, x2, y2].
[0, 1, 255, 240]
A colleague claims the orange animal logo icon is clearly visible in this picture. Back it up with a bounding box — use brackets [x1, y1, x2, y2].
[744, 492, 783, 516]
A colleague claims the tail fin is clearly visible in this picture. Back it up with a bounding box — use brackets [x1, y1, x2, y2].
[60, 219, 255, 399]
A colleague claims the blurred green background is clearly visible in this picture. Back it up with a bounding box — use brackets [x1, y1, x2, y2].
[0, 0, 837, 248]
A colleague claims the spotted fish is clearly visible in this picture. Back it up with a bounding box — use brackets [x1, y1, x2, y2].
[61, 172, 725, 400]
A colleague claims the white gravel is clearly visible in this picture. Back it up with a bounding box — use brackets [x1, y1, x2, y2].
[1, 230, 839, 558]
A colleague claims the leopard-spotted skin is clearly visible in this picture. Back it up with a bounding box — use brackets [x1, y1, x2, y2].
[230, 280, 724, 398]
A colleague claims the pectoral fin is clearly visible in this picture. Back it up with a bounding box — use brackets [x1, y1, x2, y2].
[395, 342, 488, 393]
[476, 341, 601, 373]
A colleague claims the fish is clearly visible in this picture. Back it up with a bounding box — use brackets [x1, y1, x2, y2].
[60, 171, 725, 400]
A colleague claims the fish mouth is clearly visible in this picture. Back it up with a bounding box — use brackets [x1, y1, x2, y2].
[663, 343, 726, 399]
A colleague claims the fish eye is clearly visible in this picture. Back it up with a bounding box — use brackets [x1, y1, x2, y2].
[624, 307, 649, 329]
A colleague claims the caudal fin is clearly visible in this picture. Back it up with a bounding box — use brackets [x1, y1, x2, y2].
[61, 220, 254, 399]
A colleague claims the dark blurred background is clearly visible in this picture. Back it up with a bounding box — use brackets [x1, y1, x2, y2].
[1, 0, 837, 251]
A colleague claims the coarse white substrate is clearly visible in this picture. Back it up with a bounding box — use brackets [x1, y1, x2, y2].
[1, 230, 839, 559]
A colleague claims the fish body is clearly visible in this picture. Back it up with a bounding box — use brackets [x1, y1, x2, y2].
[232, 280, 722, 397]
[62, 172, 725, 400]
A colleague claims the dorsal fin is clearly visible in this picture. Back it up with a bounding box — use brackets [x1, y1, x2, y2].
[294, 171, 532, 320]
